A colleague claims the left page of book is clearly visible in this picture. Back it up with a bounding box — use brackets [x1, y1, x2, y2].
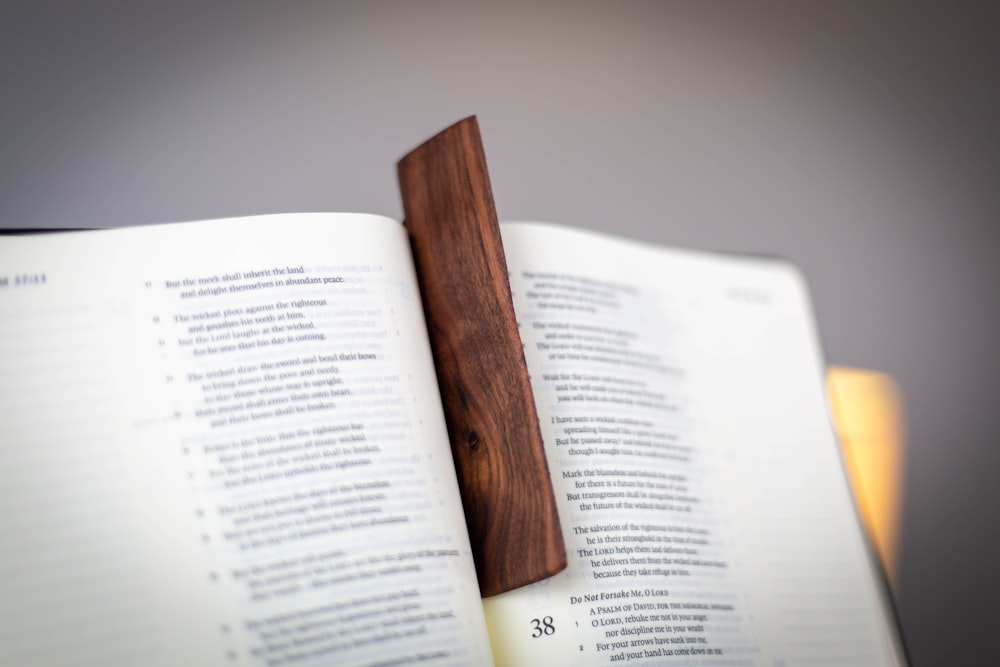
[0, 213, 493, 667]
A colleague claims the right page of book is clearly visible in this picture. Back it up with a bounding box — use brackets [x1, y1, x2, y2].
[484, 222, 906, 666]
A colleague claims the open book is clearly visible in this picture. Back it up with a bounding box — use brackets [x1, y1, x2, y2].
[0, 121, 906, 666]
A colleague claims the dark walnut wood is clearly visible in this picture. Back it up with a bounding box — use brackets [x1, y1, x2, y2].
[397, 116, 567, 597]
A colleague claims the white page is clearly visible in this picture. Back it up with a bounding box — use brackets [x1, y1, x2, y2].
[0, 214, 492, 667]
[484, 223, 905, 666]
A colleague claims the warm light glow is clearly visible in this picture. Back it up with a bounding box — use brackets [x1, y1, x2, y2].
[827, 366, 905, 589]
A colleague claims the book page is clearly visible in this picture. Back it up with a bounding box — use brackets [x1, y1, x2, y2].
[484, 223, 905, 666]
[0, 214, 492, 666]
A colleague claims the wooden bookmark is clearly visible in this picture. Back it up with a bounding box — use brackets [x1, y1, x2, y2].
[398, 116, 567, 597]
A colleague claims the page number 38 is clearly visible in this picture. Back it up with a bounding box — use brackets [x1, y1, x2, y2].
[530, 616, 555, 638]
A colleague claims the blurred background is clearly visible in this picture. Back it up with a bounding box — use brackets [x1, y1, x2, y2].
[2, 2, 997, 663]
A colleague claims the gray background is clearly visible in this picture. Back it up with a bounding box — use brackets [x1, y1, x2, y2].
[2, 2, 997, 663]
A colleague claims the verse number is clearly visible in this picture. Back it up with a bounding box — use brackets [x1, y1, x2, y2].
[530, 616, 555, 638]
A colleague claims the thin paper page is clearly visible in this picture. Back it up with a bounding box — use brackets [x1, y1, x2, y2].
[0, 214, 492, 667]
[484, 222, 904, 666]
